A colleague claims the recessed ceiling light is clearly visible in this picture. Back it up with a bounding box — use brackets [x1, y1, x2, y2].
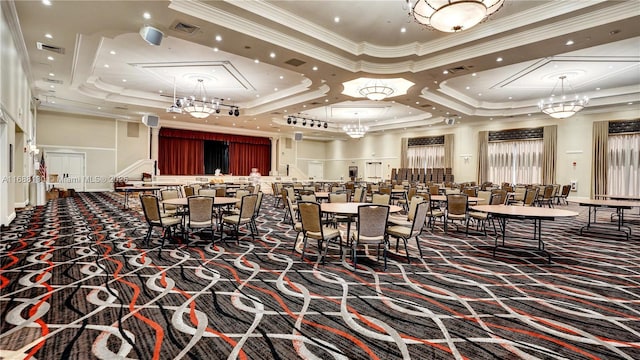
[48, 72, 54, 76]
[628, 102, 634, 105]
[97, 106, 101, 110]
[256, 126, 260, 129]
[256, 94, 260, 98]
[47, 56, 54, 61]
[334, 16, 340, 23]
[443, 70, 449, 74]
[596, 87, 601, 90]
[122, 79, 127, 82]
[42, 0, 51, 6]
[159, 90, 163, 93]
[279, 75, 284, 80]
[49, 85, 54, 88]
[415, 101, 419, 104]
[565, 40, 574, 46]
[270, 52, 276, 58]
[465, 86, 470, 90]
[478, 93, 482, 96]
[508, 96, 512, 100]
[232, 123, 236, 126]
[472, 73, 477, 76]
[45, 33, 52, 39]
[50, 100, 55, 104]
[489, 117, 493, 120]
[254, 59, 260, 64]
[312, 66, 318, 71]
[431, 106, 436, 110]
[215, 35, 222, 42]
[274, 88, 278, 91]
[303, 105, 307, 108]
[143, 12, 151, 19]
[400, 27, 406, 33]
[213, 47, 218, 52]
[110, 50, 116, 55]
[104, 64, 109, 68]
[173, 116, 176, 119]
[496, 57, 503, 62]
[325, 99, 329, 102]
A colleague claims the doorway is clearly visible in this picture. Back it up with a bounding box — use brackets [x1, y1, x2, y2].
[46, 152, 86, 192]
[365, 161, 382, 182]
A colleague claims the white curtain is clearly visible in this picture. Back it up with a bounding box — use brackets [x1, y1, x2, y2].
[608, 134, 640, 196]
[488, 140, 542, 184]
[407, 145, 444, 169]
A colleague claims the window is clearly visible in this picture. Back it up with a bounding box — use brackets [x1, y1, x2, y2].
[488, 140, 542, 184]
[407, 145, 444, 169]
[608, 133, 639, 196]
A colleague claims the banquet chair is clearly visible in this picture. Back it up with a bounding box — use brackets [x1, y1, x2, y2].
[416, 193, 444, 229]
[397, 187, 416, 212]
[198, 188, 217, 196]
[444, 194, 469, 234]
[250, 191, 264, 236]
[160, 189, 181, 215]
[386, 202, 429, 264]
[352, 187, 366, 202]
[388, 196, 424, 227]
[298, 201, 343, 264]
[221, 194, 258, 244]
[186, 196, 216, 241]
[537, 185, 555, 208]
[556, 185, 571, 205]
[351, 205, 390, 271]
[140, 194, 182, 248]
[183, 186, 195, 197]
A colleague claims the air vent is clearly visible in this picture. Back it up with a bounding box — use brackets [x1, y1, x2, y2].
[114, 106, 129, 110]
[171, 21, 200, 34]
[420, 104, 432, 108]
[42, 78, 63, 85]
[36, 42, 65, 54]
[285, 58, 306, 67]
[445, 65, 471, 74]
[310, 102, 321, 105]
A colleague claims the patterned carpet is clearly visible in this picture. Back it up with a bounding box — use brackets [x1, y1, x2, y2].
[1, 192, 639, 359]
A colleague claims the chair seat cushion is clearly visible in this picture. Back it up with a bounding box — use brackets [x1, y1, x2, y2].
[222, 215, 251, 224]
[153, 217, 181, 226]
[387, 215, 411, 227]
[190, 220, 214, 227]
[447, 214, 466, 220]
[469, 211, 488, 219]
[307, 227, 341, 241]
[430, 210, 444, 217]
[386, 225, 412, 238]
[351, 231, 385, 244]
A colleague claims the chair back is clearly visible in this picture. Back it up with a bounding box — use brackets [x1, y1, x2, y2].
[160, 189, 180, 210]
[406, 187, 417, 200]
[188, 196, 213, 223]
[561, 184, 571, 197]
[329, 193, 348, 203]
[476, 190, 491, 205]
[300, 194, 317, 202]
[286, 187, 297, 203]
[410, 202, 429, 234]
[407, 196, 425, 221]
[353, 187, 365, 202]
[429, 185, 440, 195]
[183, 186, 195, 197]
[235, 189, 251, 209]
[298, 201, 322, 233]
[239, 194, 258, 220]
[356, 205, 389, 239]
[198, 188, 217, 196]
[140, 194, 161, 223]
[463, 187, 477, 197]
[542, 185, 554, 199]
[491, 189, 507, 204]
[379, 186, 391, 195]
[371, 193, 390, 205]
[523, 188, 538, 206]
[489, 193, 503, 205]
[214, 187, 226, 197]
[254, 191, 263, 217]
[447, 194, 468, 216]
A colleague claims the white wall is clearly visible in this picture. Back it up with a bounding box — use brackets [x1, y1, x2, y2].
[1, 5, 33, 225]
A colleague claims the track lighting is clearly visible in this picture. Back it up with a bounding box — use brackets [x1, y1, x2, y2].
[292, 118, 297, 125]
[285, 115, 331, 130]
[310, 120, 314, 127]
[233, 107, 240, 117]
[323, 122, 328, 128]
[317, 122, 321, 128]
[302, 119, 307, 126]
[228, 109, 234, 116]
[287, 116, 292, 124]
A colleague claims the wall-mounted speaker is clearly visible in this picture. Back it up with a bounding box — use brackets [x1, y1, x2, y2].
[142, 114, 159, 128]
[444, 117, 456, 125]
[294, 132, 303, 141]
[139, 26, 163, 46]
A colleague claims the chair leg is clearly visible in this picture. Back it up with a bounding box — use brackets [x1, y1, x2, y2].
[414, 235, 423, 258]
[352, 244, 358, 271]
[145, 225, 153, 244]
[402, 237, 410, 264]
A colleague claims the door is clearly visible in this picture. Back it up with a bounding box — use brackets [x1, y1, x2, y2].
[46, 152, 85, 192]
[307, 162, 324, 180]
[365, 161, 382, 182]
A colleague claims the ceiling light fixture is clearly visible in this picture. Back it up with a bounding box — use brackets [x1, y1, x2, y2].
[172, 79, 239, 118]
[411, 0, 504, 32]
[538, 75, 589, 119]
[343, 113, 368, 139]
[358, 80, 395, 101]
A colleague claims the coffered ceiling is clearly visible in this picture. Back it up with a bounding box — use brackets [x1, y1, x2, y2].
[5, 0, 640, 139]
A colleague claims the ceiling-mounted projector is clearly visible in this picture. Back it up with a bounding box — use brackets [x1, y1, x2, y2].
[444, 117, 456, 125]
[166, 105, 182, 114]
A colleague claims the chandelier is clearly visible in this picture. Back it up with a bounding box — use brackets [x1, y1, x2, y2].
[343, 114, 369, 139]
[538, 76, 589, 119]
[411, 0, 505, 32]
[359, 80, 395, 101]
[172, 79, 240, 118]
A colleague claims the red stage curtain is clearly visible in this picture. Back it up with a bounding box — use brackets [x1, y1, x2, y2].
[159, 128, 271, 176]
[228, 142, 271, 177]
[158, 137, 204, 175]
[159, 128, 270, 145]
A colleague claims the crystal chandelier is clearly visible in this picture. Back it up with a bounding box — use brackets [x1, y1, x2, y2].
[343, 114, 369, 139]
[411, 0, 505, 32]
[538, 76, 589, 119]
[359, 80, 394, 101]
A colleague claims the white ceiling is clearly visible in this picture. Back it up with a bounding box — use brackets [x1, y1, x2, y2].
[6, 0, 640, 139]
